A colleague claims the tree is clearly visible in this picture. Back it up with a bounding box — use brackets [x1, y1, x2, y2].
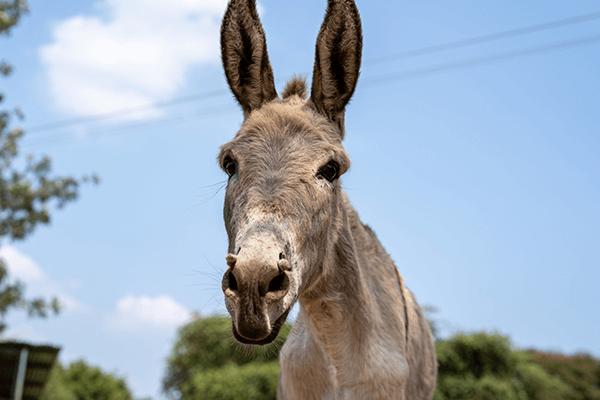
[165, 315, 600, 400]
[0, 0, 98, 333]
[0, 0, 28, 36]
[0, 258, 60, 332]
[41, 361, 77, 400]
[185, 361, 280, 400]
[525, 350, 600, 400]
[42, 360, 133, 400]
[433, 332, 575, 400]
[163, 314, 291, 400]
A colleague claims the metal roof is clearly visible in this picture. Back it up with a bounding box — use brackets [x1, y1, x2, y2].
[0, 341, 60, 400]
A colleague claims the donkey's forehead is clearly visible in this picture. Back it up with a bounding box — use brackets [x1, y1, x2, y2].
[233, 99, 341, 146]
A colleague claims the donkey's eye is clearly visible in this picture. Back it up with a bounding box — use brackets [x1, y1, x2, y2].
[318, 161, 339, 183]
[223, 156, 237, 177]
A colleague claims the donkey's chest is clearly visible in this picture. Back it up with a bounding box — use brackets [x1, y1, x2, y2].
[279, 314, 409, 400]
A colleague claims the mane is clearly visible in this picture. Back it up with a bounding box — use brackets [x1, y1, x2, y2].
[282, 76, 308, 99]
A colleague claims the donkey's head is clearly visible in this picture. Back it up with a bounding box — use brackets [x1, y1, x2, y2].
[219, 0, 362, 345]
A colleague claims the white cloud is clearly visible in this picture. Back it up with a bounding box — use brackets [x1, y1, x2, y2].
[0, 246, 46, 282]
[108, 294, 191, 333]
[39, 0, 228, 118]
[3, 325, 49, 343]
[0, 245, 87, 313]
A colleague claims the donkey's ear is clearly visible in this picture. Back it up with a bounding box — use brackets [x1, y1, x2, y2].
[221, 0, 277, 116]
[310, 0, 362, 138]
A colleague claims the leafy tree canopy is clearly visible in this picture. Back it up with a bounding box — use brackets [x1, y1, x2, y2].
[0, 258, 60, 332]
[0, 0, 98, 333]
[184, 360, 280, 400]
[525, 350, 600, 400]
[163, 316, 600, 400]
[42, 359, 133, 400]
[434, 332, 600, 400]
[162, 314, 291, 400]
[0, 0, 28, 36]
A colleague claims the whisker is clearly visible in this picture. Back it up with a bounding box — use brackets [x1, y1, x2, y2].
[186, 270, 221, 283]
[203, 253, 225, 275]
[193, 180, 228, 192]
[182, 181, 227, 212]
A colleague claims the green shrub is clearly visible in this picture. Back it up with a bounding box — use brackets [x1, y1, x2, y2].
[434, 373, 528, 400]
[42, 362, 76, 400]
[42, 360, 132, 400]
[516, 361, 573, 400]
[181, 361, 280, 400]
[163, 315, 290, 399]
[432, 332, 585, 400]
[436, 332, 518, 379]
[525, 351, 600, 400]
[62, 360, 132, 400]
[475, 374, 526, 400]
[434, 375, 478, 400]
[162, 316, 600, 400]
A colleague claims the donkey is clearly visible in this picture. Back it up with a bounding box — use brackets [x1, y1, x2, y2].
[218, 0, 437, 398]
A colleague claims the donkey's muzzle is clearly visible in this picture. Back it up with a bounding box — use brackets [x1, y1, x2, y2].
[222, 237, 291, 343]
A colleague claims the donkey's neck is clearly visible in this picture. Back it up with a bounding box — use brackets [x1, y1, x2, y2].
[298, 199, 390, 369]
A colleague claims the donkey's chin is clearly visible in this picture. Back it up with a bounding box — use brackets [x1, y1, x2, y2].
[232, 306, 292, 345]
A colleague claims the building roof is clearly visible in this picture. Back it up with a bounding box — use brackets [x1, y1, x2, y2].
[0, 341, 60, 400]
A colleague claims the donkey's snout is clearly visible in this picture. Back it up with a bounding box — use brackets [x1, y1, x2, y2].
[222, 252, 290, 301]
[222, 244, 292, 343]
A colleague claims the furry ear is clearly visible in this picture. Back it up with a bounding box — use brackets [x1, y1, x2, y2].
[310, 0, 362, 138]
[221, 0, 277, 116]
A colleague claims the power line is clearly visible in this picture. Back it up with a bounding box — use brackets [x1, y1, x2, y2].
[25, 89, 231, 134]
[23, 104, 236, 150]
[21, 10, 600, 135]
[21, 32, 600, 149]
[362, 33, 600, 86]
[23, 31, 600, 150]
[364, 10, 600, 66]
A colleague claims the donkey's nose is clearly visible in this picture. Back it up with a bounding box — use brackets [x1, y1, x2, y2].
[222, 248, 291, 342]
[222, 253, 290, 301]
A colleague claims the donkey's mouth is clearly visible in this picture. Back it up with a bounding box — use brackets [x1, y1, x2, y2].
[232, 306, 292, 345]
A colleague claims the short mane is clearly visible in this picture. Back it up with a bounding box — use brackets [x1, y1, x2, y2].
[282, 76, 308, 99]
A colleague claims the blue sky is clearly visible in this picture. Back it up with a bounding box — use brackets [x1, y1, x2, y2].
[2, 0, 599, 398]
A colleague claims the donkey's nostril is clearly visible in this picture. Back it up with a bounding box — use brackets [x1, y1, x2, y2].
[268, 272, 288, 293]
[279, 252, 285, 260]
[277, 258, 292, 272]
[227, 270, 238, 291]
[226, 253, 237, 268]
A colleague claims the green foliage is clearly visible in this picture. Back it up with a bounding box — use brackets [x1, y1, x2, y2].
[1, 0, 98, 243]
[42, 360, 133, 400]
[525, 351, 600, 400]
[0, 0, 28, 36]
[42, 361, 77, 400]
[0, 0, 98, 334]
[0, 257, 60, 333]
[516, 361, 573, 400]
[434, 373, 528, 400]
[432, 331, 590, 400]
[474, 374, 527, 400]
[182, 361, 280, 400]
[163, 315, 290, 400]
[0, 123, 100, 241]
[436, 332, 519, 379]
[163, 316, 600, 400]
